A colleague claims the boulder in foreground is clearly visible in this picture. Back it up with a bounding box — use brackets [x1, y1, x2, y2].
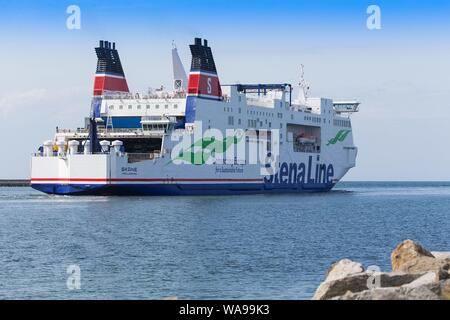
[312, 240, 450, 300]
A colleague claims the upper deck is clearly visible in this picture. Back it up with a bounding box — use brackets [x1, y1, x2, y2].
[97, 85, 358, 120]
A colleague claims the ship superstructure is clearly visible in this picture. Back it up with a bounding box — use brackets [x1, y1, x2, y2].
[30, 38, 359, 195]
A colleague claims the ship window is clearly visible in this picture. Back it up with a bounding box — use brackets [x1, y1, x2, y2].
[146, 105, 150, 109]
[174, 104, 178, 109]
[137, 105, 141, 109]
[128, 105, 132, 110]
[165, 105, 169, 109]
[156, 105, 159, 109]
[119, 105, 123, 110]
[109, 105, 114, 110]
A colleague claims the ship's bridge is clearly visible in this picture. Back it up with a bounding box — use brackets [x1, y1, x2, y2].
[333, 101, 360, 114]
[221, 84, 294, 109]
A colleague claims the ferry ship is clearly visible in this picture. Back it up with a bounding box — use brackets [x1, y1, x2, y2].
[30, 38, 359, 195]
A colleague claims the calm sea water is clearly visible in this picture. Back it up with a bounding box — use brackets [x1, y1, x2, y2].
[1, 182, 449, 300]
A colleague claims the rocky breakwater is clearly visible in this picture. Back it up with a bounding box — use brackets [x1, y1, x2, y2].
[312, 240, 450, 300]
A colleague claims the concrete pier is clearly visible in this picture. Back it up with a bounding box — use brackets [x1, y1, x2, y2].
[0, 180, 30, 187]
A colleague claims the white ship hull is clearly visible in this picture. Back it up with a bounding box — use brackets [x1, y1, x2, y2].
[31, 150, 355, 195]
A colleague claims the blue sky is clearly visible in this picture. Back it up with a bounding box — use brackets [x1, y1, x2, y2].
[1, 0, 450, 180]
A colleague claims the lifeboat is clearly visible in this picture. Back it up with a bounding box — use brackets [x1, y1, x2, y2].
[296, 133, 316, 145]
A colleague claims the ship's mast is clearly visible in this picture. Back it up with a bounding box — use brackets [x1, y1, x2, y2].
[172, 42, 187, 92]
[298, 64, 310, 105]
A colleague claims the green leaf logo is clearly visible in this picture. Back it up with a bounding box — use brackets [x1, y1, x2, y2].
[327, 130, 351, 146]
[169, 135, 244, 165]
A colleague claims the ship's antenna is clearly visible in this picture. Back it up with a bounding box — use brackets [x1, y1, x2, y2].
[298, 64, 310, 104]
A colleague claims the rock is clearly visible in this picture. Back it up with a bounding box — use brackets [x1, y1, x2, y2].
[313, 269, 425, 300]
[312, 259, 365, 300]
[312, 273, 370, 300]
[398, 257, 450, 279]
[391, 240, 435, 272]
[324, 259, 365, 282]
[333, 286, 440, 300]
[378, 272, 425, 287]
[440, 279, 450, 300]
[312, 240, 450, 300]
[404, 286, 441, 300]
[333, 288, 406, 300]
[431, 252, 450, 260]
[390, 240, 450, 279]
[402, 272, 438, 289]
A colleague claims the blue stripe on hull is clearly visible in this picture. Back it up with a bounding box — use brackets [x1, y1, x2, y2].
[31, 183, 335, 196]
